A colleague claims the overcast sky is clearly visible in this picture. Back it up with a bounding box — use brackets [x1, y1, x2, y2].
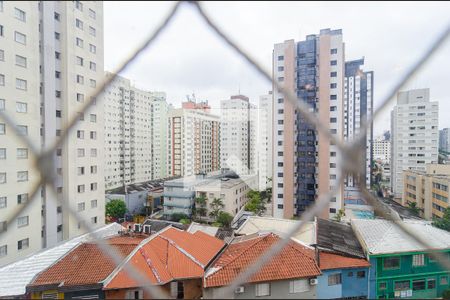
[104, 1, 450, 137]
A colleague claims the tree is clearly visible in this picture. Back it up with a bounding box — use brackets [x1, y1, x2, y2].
[193, 196, 207, 221]
[333, 209, 345, 222]
[170, 213, 188, 222]
[432, 207, 450, 231]
[245, 190, 266, 216]
[106, 199, 127, 220]
[217, 211, 233, 228]
[209, 198, 225, 221]
[407, 201, 421, 216]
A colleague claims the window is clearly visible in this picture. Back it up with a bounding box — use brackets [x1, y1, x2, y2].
[357, 271, 365, 278]
[89, 44, 96, 54]
[55, 51, 61, 59]
[0, 172, 6, 184]
[77, 167, 85, 175]
[330, 117, 337, 123]
[77, 93, 84, 102]
[77, 148, 85, 157]
[76, 37, 84, 48]
[0, 74, 3, 86]
[16, 192, 28, 205]
[55, 110, 62, 118]
[412, 254, 425, 267]
[384, 257, 400, 269]
[14, 8, 26, 22]
[16, 78, 27, 90]
[77, 202, 85, 211]
[440, 276, 448, 285]
[56, 149, 62, 156]
[75, 1, 83, 11]
[90, 131, 96, 140]
[91, 183, 97, 191]
[0, 245, 6, 257]
[255, 283, 270, 297]
[75, 18, 83, 29]
[54, 12, 60, 21]
[329, 208, 337, 214]
[331, 48, 337, 54]
[278, 66, 284, 71]
[328, 273, 342, 285]
[0, 197, 6, 209]
[17, 148, 28, 159]
[0, 50, 3, 61]
[90, 61, 96, 71]
[330, 60, 337, 65]
[55, 90, 61, 98]
[55, 71, 61, 78]
[0, 25, 3, 37]
[412, 279, 425, 291]
[277, 55, 284, 61]
[0, 123, 4, 135]
[16, 102, 27, 113]
[76, 56, 83, 66]
[289, 279, 309, 293]
[330, 72, 337, 77]
[89, 26, 96, 36]
[394, 280, 410, 291]
[15, 55, 27, 67]
[91, 216, 98, 224]
[17, 216, 29, 227]
[91, 148, 97, 157]
[54, 32, 60, 40]
[0, 148, 5, 159]
[89, 8, 96, 19]
[76, 74, 84, 84]
[77, 185, 85, 193]
[379, 282, 387, 290]
[57, 225, 62, 233]
[89, 79, 96, 87]
[91, 199, 97, 208]
[77, 130, 84, 139]
[90, 114, 97, 122]
[14, 31, 26, 45]
[428, 279, 436, 289]
[17, 125, 27, 136]
[17, 171, 28, 182]
[330, 83, 337, 88]
[17, 238, 29, 250]
[330, 94, 337, 100]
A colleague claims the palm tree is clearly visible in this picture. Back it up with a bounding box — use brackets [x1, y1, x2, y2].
[193, 196, 207, 221]
[209, 198, 224, 221]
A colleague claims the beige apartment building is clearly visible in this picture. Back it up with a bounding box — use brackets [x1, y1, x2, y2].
[0, 1, 105, 266]
[402, 164, 450, 219]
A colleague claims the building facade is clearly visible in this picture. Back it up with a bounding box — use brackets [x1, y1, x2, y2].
[343, 58, 373, 188]
[167, 101, 220, 177]
[103, 72, 169, 190]
[440, 128, 450, 153]
[373, 136, 391, 164]
[272, 28, 345, 219]
[0, 1, 105, 266]
[402, 164, 450, 220]
[220, 95, 256, 177]
[391, 88, 439, 199]
[257, 92, 273, 191]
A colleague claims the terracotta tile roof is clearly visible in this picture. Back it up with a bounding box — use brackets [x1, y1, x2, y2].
[319, 251, 370, 270]
[28, 236, 142, 290]
[204, 232, 321, 288]
[104, 226, 225, 289]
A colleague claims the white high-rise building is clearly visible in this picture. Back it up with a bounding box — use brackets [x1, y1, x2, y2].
[257, 92, 273, 191]
[373, 136, 391, 164]
[168, 101, 220, 177]
[103, 73, 169, 190]
[0, 1, 105, 266]
[391, 88, 439, 199]
[220, 95, 256, 177]
[440, 128, 450, 153]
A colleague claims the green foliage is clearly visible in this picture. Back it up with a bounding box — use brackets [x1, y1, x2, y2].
[209, 198, 225, 221]
[106, 199, 127, 219]
[407, 201, 420, 216]
[192, 196, 207, 221]
[245, 190, 266, 216]
[179, 218, 191, 225]
[432, 207, 450, 231]
[170, 213, 189, 222]
[443, 289, 450, 300]
[217, 211, 233, 228]
[333, 209, 345, 222]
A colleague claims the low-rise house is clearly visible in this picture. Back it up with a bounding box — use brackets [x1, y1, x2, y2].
[315, 218, 371, 299]
[352, 219, 450, 299]
[102, 227, 225, 299]
[0, 223, 123, 298]
[203, 232, 321, 299]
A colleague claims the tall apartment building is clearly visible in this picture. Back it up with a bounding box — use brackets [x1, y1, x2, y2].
[272, 29, 345, 219]
[343, 58, 373, 188]
[220, 95, 256, 177]
[440, 128, 450, 153]
[402, 164, 450, 220]
[0, 1, 104, 266]
[257, 92, 273, 191]
[391, 88, 439, 199]
[373, 136, 391, 164]
[167, 101, 220, 177]
[103, 72, 169, 190]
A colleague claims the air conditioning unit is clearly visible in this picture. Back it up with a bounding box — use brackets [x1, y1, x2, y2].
[143, 225, 151, 234]
[234, 286, 245, 294]
[309, 278, 318, 285]
[134, 224, 141, 233]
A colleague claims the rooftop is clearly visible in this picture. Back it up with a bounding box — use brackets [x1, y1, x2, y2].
[0, 223, 123, 297]
[319, 251, 370, 270]
[235, 216, 315, 245]
[351, 219, 450, 255]
[204, 232, 321, 288]
[106, 177, 180, 195]
[316, 218, 366, 259]
[104, 226, 225, 289]
[142, 219, 186, 232]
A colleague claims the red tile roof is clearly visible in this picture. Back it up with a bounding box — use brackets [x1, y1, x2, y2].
[319, 252, 370, 270]
[204, 233, 321, 288]
[28, 236, 143, 289]
[104, 227, 225, 289]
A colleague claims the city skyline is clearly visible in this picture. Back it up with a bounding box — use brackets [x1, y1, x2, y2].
[104, 1, 450, 136]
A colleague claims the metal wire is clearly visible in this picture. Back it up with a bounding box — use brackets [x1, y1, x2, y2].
[0, 1, 449, 298]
